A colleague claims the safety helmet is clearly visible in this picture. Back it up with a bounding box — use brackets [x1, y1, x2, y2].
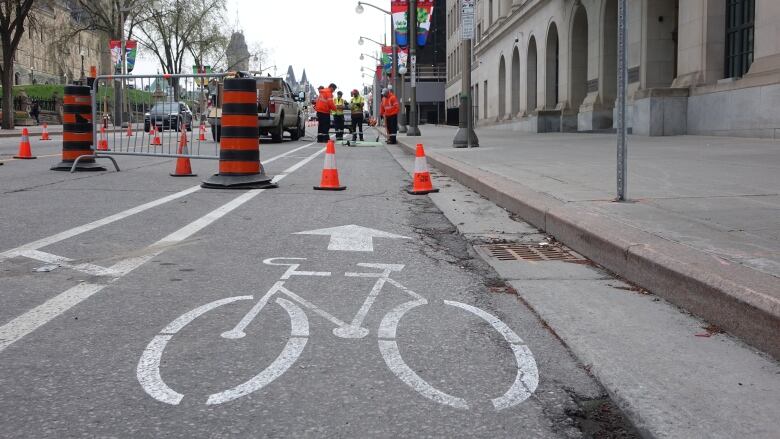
[352, 89, 359, 95]
[381, 88, 388, 96]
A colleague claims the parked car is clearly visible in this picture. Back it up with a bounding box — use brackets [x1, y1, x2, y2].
[144, 102, 193, 132]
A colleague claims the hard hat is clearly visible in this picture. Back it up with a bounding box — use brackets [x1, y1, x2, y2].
[352, 89, 359, 95]
[328, 83, 337, 90]
[381, 88, 388, 96]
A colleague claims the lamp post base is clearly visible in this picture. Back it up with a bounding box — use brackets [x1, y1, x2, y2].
[453, 127, 479, 148]
[406, 126, 421, 136]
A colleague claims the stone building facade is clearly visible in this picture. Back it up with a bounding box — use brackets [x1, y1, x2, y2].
[445, 0, 779, 138]
[8, 1, 104, 85]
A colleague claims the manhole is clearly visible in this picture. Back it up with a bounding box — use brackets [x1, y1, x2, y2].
[478, 243, 581, 262]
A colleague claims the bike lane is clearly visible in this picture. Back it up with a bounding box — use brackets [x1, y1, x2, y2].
[0, 136, 612, 438]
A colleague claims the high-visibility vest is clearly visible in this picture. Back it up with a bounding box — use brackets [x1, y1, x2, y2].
[350, 96, 365, 114]
[381, 92, 399, 117]
[332, 97, 346, 115]
[315, 89, 335, 113]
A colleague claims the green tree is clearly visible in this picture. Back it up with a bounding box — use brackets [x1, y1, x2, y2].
[0, 0, 35, 129]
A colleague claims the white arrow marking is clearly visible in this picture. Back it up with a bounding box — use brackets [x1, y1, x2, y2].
[294, 225, 410, 252]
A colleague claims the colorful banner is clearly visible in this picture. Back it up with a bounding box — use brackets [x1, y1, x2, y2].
[126, 40, 137, 73]
[381, 46, 393, 76]
[110, 40, 138, 73]
[398, 47, 408, 72]
[417, 0, 434, 47]
[192, 65, 212, 86]
[391, 0, 409, 47]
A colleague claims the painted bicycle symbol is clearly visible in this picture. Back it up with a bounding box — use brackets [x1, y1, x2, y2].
[137, 257, 538, 409]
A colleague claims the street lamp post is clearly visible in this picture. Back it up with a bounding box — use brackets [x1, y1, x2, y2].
[79, 49, 86, 83]
[453, 0, 479, 148]
[406, 0, 420, 136]
[356, 1, 404, 132]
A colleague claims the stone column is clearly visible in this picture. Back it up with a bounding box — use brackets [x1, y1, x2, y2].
[744, 0, 780, 78]
[672, 0, 725, 87]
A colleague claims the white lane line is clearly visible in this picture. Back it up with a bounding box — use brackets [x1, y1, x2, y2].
[0, 186, 201, 263]
[0, 147, 325, 354]
[0, 142, 317, 264]
[205, 297, 310, 405]
[19, 249, 120, 277]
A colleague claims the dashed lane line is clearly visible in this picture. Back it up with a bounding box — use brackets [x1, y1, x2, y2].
[0, 141, 317, 264]
[0, 145, 324, 353]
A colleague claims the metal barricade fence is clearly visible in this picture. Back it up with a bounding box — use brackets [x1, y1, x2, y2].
[73, 73, 228, 172]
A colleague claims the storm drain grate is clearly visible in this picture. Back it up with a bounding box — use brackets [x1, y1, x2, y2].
[479, 243, 581, 262]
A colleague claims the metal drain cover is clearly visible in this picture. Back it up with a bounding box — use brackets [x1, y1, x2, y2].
[478, 243, 581, 262]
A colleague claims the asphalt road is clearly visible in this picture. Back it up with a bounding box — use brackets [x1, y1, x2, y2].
[0, 129, 632, 438]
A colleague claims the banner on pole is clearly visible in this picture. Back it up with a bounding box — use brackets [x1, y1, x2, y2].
[192, 65, 213, 86]
[461, 0, 475, 40]
[416, 0, 434, 47]
[398, 47, 408, 72]
[381, 46, 393, 76]
[110, 40, 138, 73]
[391, 0, 409, 47]
[126, 40, 137, 73]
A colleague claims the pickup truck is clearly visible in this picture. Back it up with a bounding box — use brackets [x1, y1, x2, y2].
[207, 74, 307, 142]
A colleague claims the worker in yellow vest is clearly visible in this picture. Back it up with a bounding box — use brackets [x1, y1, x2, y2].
[349, 89, 365, 142]
[332, 90, 346, 140]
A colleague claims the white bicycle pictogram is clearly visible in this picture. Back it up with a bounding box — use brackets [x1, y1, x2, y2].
[137, 257, 539, 410]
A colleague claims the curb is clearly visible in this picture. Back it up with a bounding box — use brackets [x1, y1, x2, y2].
[395, 139, 780, 360]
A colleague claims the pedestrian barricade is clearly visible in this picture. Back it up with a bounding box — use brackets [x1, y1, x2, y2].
[67, 73, 229, 173]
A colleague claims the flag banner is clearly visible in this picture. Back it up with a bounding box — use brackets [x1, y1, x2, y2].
[417, 0, 434, 47]
[110, 40, 121, 73]
[398, 47, 408, 72]
[110, 40, 138, 73]
[391, 0, 409, 47]
[126, 40, 137, 73]
[381, 46, 393, 76]
[375, 65, 384, 81]
[192, 65, 212, 86]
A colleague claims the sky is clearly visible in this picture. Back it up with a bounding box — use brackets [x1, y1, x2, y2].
[134, 0, 391, 93]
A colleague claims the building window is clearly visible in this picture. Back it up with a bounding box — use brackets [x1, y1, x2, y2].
[725, 0, 755, 78]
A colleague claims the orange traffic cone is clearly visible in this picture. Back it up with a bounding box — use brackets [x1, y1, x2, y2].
[170, 127, 196, 177]
[97, 126, 109, 151]
[14, 128, 36, 159]
[126, 124, 133, 137]
[198, 122, 207, 141]
[406, 144, 439, 195]
[151, 125, 161, 146]
[313, 140, 346, 191]
[40, 123, 51, 141]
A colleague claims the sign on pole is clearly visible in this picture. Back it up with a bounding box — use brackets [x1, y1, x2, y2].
[461, 0, 475, 40]
[411, 55, 417, 87]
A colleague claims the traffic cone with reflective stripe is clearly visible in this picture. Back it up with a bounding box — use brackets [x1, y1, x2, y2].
[151, 125, 161, 146]
[40, 123, 51, 140]
[97, 126, 109, 151]
[406, 144, 439, 195]
[170, 126, 196, 177]
[313, 140, 346, 190]
[198, 121, 207, 141]
[14, 128, 36, 159]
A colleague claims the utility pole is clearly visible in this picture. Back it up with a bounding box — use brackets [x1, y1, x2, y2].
[616, 0, 628, 200]
[453, 0, 478, 148]
[406, 0, 420, 136]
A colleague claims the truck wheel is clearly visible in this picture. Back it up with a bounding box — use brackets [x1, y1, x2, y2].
[271, 116, 284, 142]
[290, 117, 302, 141]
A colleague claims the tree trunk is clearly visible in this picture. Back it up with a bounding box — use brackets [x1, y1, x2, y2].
[2, 62, 15, 130]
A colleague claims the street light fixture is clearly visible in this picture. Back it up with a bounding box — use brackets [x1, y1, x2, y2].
[361, 53, 381, 62]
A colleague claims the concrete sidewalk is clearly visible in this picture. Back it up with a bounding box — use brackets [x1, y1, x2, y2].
[394, 125, 780, 359]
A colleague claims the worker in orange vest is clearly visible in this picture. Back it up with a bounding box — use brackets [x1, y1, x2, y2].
[315, 83, 337, 143]
[380, 87, 400, 144]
